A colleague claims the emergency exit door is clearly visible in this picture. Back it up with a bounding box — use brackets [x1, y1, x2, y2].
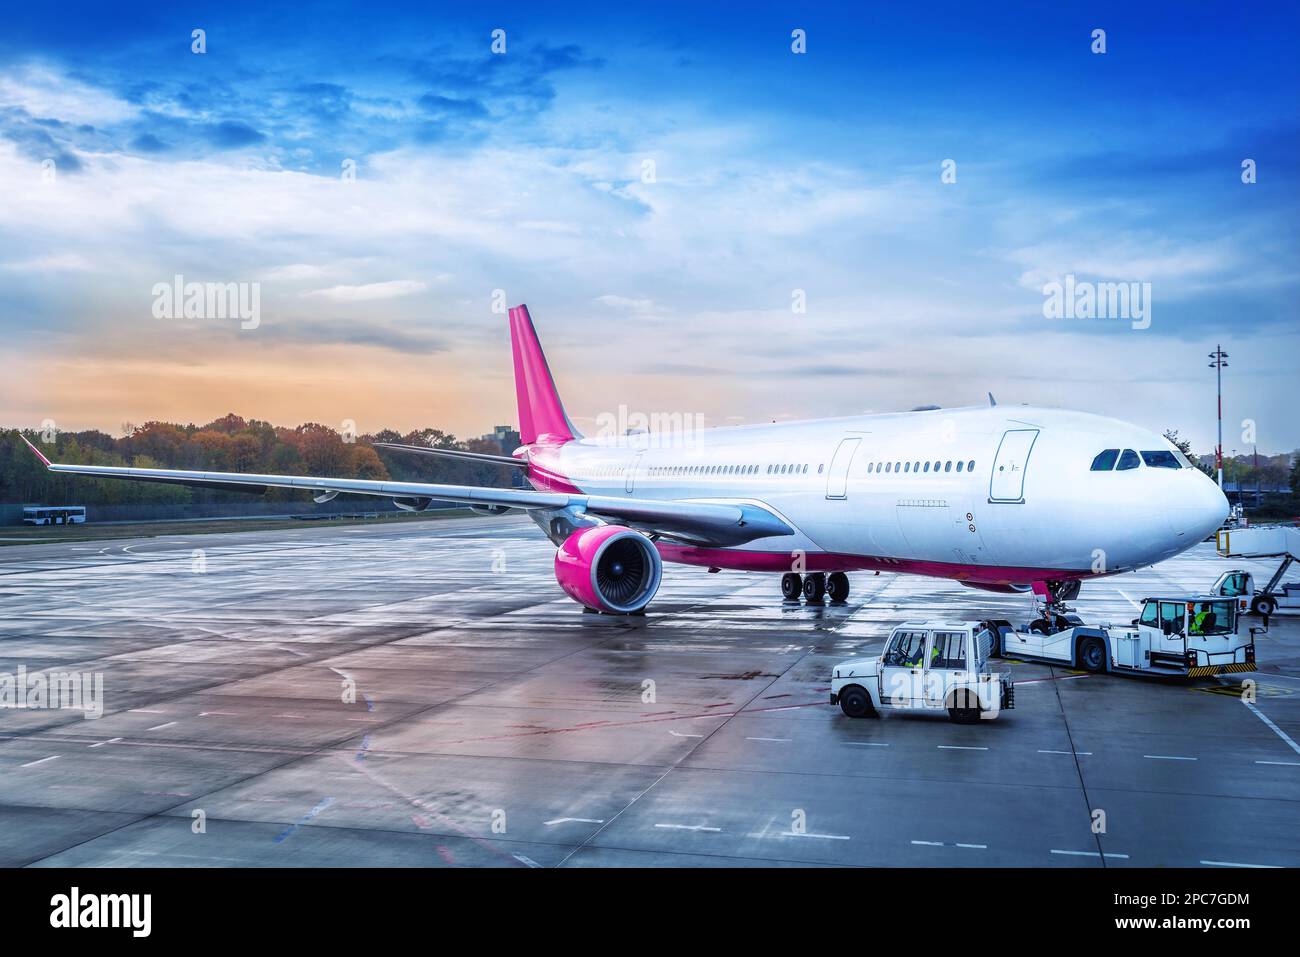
[988, 429, 1039, 503]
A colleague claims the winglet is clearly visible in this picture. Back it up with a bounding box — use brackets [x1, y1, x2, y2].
[987, 392, 997, 407]
[19, 432, 53, 468]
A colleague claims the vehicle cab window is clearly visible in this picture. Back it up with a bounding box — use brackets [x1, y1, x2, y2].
[931, 631, 966, 669]
[1189, 600, 1233, 636]
[883, 630, 927, 667]
[1158, 601, 1185, 635]
[1116, 449, 1141, 470]
[1139, 601, 1159, 627]
[1221, 573, 1248, 596]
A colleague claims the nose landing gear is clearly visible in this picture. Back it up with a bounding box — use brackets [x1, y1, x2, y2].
[1028, 579, 1083, 634]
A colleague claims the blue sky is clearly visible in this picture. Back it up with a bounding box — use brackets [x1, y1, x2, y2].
[1, 1, 1297, 452]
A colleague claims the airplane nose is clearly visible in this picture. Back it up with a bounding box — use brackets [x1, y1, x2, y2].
[1167, 473, 1229, 543]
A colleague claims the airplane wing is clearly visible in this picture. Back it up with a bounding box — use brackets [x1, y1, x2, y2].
[19, 434, 792, 548]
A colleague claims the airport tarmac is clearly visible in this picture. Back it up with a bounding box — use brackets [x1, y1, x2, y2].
[1, 515, 1298, 868]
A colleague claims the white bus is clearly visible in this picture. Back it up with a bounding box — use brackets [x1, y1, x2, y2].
[22, 506, 86, 526]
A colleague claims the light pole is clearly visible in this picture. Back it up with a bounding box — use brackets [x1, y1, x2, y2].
[1209, 345, 1228, 488]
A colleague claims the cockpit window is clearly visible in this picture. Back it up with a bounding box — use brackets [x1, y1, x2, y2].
[1140, 450, 1181, 469]
[1090, 449, 1119, 471]
[1116, 449, 1141, 470]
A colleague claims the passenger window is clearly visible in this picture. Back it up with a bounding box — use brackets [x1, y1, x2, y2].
[1140, 450, 1180, 469]
[968, 459, 975, 471]
[904, 462, 911, 473]
[956, 461, 964, 472]
[1091, 449, 1119, 471]
[931, 632, 966, 669]
[923, 462, 930, 473]
[1117, 449, 1141, 470]
[944, 461, 952, 472]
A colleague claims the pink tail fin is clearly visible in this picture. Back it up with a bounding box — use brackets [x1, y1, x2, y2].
[508, 304, 578, 445]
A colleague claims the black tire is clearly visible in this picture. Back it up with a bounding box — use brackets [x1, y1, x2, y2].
[987, 628, 1001, 659]
[947, 687, 981, 724]
[781, 573, 803, 601]
[827, 572, 850, 603]
[802, 573, 826, 602]
[1252, 596, 1276, 617]
[1077, 635, 1106, 673]
[838, 685, 875, 718]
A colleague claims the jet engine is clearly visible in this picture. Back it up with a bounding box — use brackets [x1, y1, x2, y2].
[554, 525, 662, 614]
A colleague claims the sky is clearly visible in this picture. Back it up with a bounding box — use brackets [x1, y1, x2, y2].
[0, 1, 1297, 453]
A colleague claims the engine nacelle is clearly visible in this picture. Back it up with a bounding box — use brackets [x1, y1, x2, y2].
[554, 525, 662, 614]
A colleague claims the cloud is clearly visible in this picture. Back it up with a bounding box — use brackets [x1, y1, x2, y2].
[303, 280, 429, 302]
[0, 63, 137, 125]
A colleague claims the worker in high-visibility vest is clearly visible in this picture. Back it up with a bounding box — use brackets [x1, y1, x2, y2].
[1190, 603, 1211, 635]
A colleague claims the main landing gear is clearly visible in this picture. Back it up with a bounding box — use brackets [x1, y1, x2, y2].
[781, 572, 850, 604]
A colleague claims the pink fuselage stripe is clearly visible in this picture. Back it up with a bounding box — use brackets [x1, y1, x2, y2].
[654, 542, 1092, 585]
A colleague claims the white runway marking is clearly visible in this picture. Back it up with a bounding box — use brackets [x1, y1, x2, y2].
[88, 738, 122, 748]
[1200, 859, 1279, 868]
[512, 854, 542, 868]
[746, 736, 790, 743]
[129, 708, 166, 714]
[846, 741, 890, 747]
[1117, 590, 1141, 610]
[1039, 749, 1092, 755]
[1051, 849, 1129, 859]
[146, 722, 177, 731]
[1144, 754, 1196, 761]
[544, 817, 605, 826]
[783, 831, 850, 840]
[912, 840, 986, 849]
[1256, 760, 1300, 767]
[1243, 700, 1300, 756]
[654, 823, 721, 832]
[939, 745, 988, 751]
[667, 730, 703, 738]
[21, 755, 60, 767]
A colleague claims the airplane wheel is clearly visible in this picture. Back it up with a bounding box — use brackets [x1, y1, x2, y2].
[827, 572, 850, 603]
[802, 573, 826, 602]
[1252, 597, 1276, 617]
[781, 573, 803, 601]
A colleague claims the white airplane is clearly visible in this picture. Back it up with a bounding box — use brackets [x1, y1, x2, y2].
[22, 304, 1227, 615]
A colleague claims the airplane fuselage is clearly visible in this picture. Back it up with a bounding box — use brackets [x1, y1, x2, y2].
[525, 404, 1228, 587]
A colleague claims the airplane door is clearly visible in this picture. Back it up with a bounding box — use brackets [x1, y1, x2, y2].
[624, 450, 645, 493]
[825, 438, 861, 499]
[988, 429, 1039, 503]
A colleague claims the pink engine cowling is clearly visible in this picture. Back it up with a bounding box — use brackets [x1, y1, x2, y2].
[554, 525, 663, 614]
